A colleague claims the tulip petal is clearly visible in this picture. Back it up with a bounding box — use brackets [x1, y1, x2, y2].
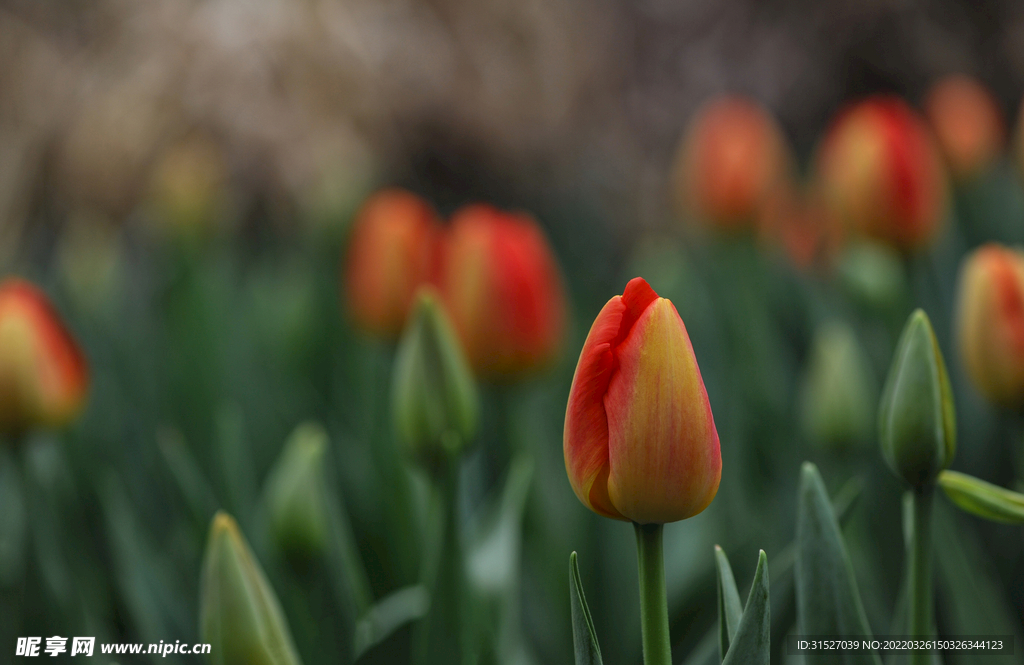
[605, 297, 721, 524]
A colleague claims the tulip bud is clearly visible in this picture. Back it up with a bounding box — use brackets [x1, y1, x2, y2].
[264, 423, 329, 557]
[199, 512, 303, 665]
[878, 310, 956, 488]
[954, 243, 1024, 405]
[924, 75, 1005, 183]
[392, 288, 479, 465]
[0, 279, 88, 435]
[675, 95, 793, 231]
[816, 96, 947, 250]
[564, 277, 720, 524]
[799, 322, 876, 449]
[439, 204, 566, 379]
[343, 188, 440, 338]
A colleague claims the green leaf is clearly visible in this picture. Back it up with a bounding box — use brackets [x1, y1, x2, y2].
[569, 551, 603, 665]
[938, 470, 1024, 524]
[796, 462, 881, 665]
[714, 545, 743, 661]
[721, 550, 770, 665]
[353, 585, 430, 660]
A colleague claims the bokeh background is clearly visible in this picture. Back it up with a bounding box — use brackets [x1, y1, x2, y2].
[2, 0, 1024, 663]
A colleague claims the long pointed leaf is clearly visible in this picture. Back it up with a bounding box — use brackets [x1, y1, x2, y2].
[721, 550, 770, 665]
[796, 462, 881, 665]
[714, 545, 743, 661]
[570, 552, 603, 665]
[938, 470, 1024, 524]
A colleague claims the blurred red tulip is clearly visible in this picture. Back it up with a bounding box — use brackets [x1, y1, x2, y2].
[675, 95, 793, 231]
[440, 204, 566, 379]
[955, 244, 1024, 405]
[925, 75, 1005, 183]
[816, 96, 947, 251]
[0, 279, 88, 434]
[343, 188, 441, 338]
[563, 277, 720, 524]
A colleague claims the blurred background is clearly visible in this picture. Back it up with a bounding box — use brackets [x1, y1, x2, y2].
[2, 0, 1024, 663]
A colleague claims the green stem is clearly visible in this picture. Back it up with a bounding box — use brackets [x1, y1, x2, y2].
[908, 485, 934, 665]
[634, 523, 671, 665]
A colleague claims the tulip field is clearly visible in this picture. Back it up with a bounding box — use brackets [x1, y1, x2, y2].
[5, 4, 1024, 665]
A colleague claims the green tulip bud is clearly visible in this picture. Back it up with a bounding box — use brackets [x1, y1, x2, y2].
[264, 423, 329, 557]
[878, 309, 956, 488]
[799, 321, 876, 449]
[392, 287, 479, 465]
[199, 512, 303, 665]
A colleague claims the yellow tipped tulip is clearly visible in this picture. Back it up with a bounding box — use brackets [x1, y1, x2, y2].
[955, 243, 1024, 405]
[563, 277, 721, 524]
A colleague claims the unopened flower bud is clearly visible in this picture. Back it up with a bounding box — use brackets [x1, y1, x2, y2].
[878, 310, 956, 487]
[199, 512, 303, 665]
[264, 423, 329, 557]
[392, 288, 479, 464]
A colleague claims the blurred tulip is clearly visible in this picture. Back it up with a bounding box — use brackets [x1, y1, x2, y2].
[440, 204, 566, 379]
[879, 310, 956, 488]
[799, 322, 876, 449]
[816, 96, 947, 250]
[392, 288, 479, 465]
[563, 277, 720, 524]
[675, 95, 793, 231]
[955, 243, 1024, 405]
[0, 279, 88, 435]
[264, 423, 329, 557]
[924, 75, 1005, 183]
[343, 188, 441, 338]
[199, 512, 303, 665]
[147, 132, 230, 235]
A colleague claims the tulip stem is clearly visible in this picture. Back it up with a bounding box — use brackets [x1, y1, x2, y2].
[634, 522, 672, 665]
[908, 485, 934, 665]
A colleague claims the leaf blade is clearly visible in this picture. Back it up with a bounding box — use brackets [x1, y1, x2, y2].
[721, 550, 770, 665]
[570, 551, 603, 665]
[938, 470, 1024, 524]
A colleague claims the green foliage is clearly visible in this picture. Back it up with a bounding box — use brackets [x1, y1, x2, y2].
[569, 552, 603, 665]
[716, 548, 770, 665]
[796, 462, 881, 665]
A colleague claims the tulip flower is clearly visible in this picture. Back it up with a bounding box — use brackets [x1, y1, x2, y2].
[564, 277, 719, 665]
[878, 310, 955, 662]
[675, 95, 793, 231]
[563, 277, 720, 524]
[815, 96, 947, 250]
[924, 75, 1005, 183]
[392, 288, 479, 465]
[439, 204, 566, 379]
[343, 188, 440, 338]
[199, 512, 303, 665]
[0, 279, 88, 435]
[955, 243, 1024, 405]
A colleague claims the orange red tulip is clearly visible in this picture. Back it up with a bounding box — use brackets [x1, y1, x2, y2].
[676, 95, 793, 231]
[0, 279, 88, 433]
[343, 188, 441, 338]
[816, 96, 947, 250]
[563, 278, 720, 524]
[439, 204, 566, 379]
[925, 75, 1005, 183]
